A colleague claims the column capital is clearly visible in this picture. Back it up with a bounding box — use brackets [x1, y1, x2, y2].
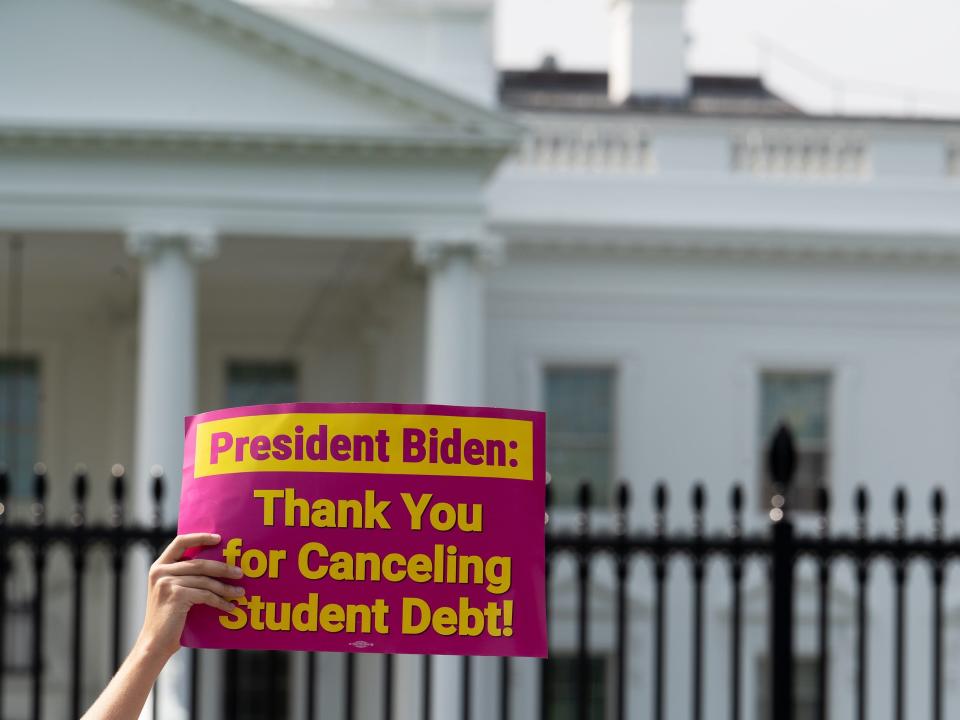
[412, 230, 504, 269]
[125, 225, 219, 260]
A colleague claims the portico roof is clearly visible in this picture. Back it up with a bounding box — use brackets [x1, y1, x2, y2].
[0, 0, 518, 238]
[0, 0, 520, 152]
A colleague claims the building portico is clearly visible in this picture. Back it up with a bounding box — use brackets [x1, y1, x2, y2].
[0, 223, 502, 717]
[0, 1, 518, 717]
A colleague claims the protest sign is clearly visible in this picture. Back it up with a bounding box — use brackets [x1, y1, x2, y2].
[177, 403, 546, 657]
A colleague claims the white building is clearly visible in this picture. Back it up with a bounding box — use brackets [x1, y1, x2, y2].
[2, 0, 960, 718]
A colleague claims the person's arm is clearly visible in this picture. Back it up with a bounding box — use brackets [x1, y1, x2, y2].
[81, 533, 244, 720]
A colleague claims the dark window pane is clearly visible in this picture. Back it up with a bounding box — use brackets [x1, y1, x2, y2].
[546, 655, 608, 720]
[756, 655, 819, 720]
[230, 652, 290, 720]
[224, 360, 297, 717]
[545, 367, 614, 506]
[0, 357, 41, 497]
[759, 372, 830, 511]
[760, 373, 829, 444]
[226, 361, 298, 407]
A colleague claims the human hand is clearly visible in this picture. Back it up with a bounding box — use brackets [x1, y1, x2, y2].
[136, 533, 244, 661]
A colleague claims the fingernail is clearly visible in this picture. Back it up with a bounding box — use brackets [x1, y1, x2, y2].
[229, 565, 243, 577]
[211, 533, 221, 542]
[231, 586, 245, 596]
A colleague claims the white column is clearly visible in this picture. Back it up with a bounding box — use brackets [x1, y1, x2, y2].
[419, 237, 489, 405]
[412, 232, 499, 720]
[126, 226, 217, 720]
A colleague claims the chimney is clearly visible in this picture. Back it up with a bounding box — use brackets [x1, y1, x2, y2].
[608, 0, 689, 104]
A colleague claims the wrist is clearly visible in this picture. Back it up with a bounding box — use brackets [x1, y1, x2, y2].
[131, 633, 178, 669]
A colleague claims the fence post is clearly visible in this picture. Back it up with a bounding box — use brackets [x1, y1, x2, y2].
[768, 424, 797, 720]
[0, 469, 7, 717]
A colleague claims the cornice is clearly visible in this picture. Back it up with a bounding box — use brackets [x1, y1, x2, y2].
[0, 123, 513, 157]
[496, 223, 960, 264]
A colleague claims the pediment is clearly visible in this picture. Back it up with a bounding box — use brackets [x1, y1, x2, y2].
[0, 0, 518, 149]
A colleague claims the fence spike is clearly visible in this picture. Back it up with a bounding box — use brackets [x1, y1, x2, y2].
[616, 482, 630, 512]
[931, 488, 944, 539]
[73, 466, 88, 503]
[111, 464, 125, 501]
[931, 488, 944, 519]
[766, 423, 798, 489]
[150, 465, 165, 527]
[692, 483, 706, 513]
[577, 481, 592, 538]
[692, 482, 706, 537]
[32, 463, 47, 503]
[616, 482, 630, 536]
[817, 486, 830, 516]
[32, 463, 47, 527]
[654, 481, 669, 513]
[894, 486, 907, 518]
[730, 484, 743, 515]
[855, 486, 868, 515]
[855, 485, 869, 536]
[109, 465, 125, 528]
[73, 467, 88, 527]
[654, 481, 669, 537]
[578, 480, 592, 511]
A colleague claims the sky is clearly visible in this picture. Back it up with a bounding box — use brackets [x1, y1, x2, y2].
[495, 0, 960, 117]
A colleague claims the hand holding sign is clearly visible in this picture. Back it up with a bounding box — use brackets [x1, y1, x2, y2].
[138, 533, 244, 659]
[177, 403, 546, 657]
[80, 533, 244, 720]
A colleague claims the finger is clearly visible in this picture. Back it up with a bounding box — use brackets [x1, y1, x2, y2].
[157, 533, 221, 564]
[171, 575, 245, 599]
[162, 559, 243, 579]
[184, 587, 237, 614]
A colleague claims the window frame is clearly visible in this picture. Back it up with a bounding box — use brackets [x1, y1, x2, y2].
[202, 338, 304, 412]
[224, 358, 300, 408]
[540, 362, 620, 510]
[0, 354, 44, 500]
[544, 651, 614, 720]
[755, 653, 820, 720]
[220, 357, 300, 716]
[756, 367, 834, 514]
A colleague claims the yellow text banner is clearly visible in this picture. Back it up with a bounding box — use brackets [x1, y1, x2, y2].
[193, 412, 534, 481]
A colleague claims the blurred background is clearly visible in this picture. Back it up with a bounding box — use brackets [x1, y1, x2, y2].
[2, 0, 960, 718]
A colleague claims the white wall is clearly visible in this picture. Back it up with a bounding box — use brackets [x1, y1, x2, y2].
[486, 248, 960, 719]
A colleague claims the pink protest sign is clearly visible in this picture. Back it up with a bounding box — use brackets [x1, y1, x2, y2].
[177, 403, 546, 657]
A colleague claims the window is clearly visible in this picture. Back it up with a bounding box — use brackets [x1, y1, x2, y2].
[0, 357, 41, 497]
[545, 654, 609, 720]
[756, 655, 819, 720]
[226, 651, 289, 720]
[226, 361, 298, 407]
[3, 580, 35, 674]
[224, 360, 298, 718]
[544, 367, 615, 507]
[759, 371, 831, 512]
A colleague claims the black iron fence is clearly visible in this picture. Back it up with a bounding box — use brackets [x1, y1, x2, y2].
[0, 425, 956, 719]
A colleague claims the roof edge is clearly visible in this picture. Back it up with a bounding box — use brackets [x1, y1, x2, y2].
[132, 0, 522, 143]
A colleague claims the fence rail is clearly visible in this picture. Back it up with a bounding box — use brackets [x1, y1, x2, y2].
[0, 424, 955, 719]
